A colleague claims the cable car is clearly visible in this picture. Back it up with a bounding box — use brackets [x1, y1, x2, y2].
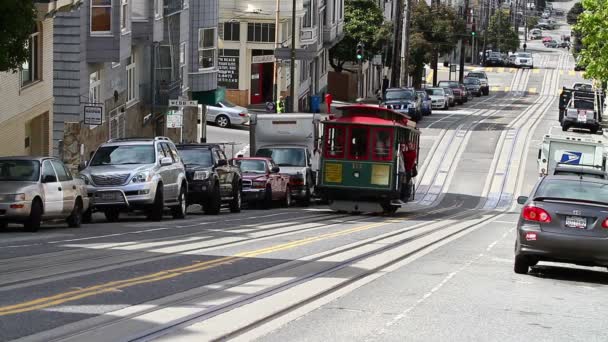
[317, 105, 420, 214]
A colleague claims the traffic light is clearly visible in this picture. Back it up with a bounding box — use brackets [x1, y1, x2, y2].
[471, 21, 477, 37]
[356, 42, 364, 61]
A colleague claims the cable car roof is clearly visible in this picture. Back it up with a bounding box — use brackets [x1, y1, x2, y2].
[330, 104, 417, 129]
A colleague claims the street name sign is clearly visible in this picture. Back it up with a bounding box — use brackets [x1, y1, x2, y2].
[84, 105, 103, 125]
[169, 99, 199, 107]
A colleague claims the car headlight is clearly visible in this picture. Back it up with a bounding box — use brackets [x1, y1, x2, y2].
[193, 171, 210, 181]
[131, 172, 152, 183]
[0, 193, 26, 202]
[78, 174, 90, 185]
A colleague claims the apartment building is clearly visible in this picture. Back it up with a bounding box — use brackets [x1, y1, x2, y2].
[53, 0, 218, 159]
[0, 0, 80, 157]
[219, 0, 344, 110]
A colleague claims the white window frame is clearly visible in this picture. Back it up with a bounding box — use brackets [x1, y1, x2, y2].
[120, 0, 130, 33]
[179, 42, 187, 89]
[155, 0, 163, 18]
[21, 28, 41, 88]
[89, 70, 101, 104]
[108, 106, 126, 140]
[126, 54, 138, 105]
[91, 0, 113, 35]
[198, 28, 217, 71]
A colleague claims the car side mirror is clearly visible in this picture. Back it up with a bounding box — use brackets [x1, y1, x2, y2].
[78, 160, 88, 172]
[517, 196, 529, 205]
[271, 166, 280, 173]
[216, 159, 228, 167]
[43, 175, 57, 183]
[160, 157, 173, 166]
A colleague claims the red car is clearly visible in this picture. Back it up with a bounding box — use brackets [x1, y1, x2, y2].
[232, 157, 292, 208]
[542, 36, 553, 43]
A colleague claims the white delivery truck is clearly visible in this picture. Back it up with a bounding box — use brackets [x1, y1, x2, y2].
[538, 132, 606, 177]
[249, 113, 322, 205]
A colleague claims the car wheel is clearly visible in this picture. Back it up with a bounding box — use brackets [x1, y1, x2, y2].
[204, 182, 221, 215]
[67, 199, 83, 228]
[262, 185, 273, 209]
[215, 115, 231, 128]
[300, 185, 311, 207]
[24, 199, 42, 232]
[283, 186, 293, 207]
[514, 255, 530, 274]
[229, 184, 242, 213]
[146, 186, 164, 221]
[171, 185, 187, 219]
[82, 208, 93, 224]
[561, 124, 569, 132]
[104, 209, 120, 223]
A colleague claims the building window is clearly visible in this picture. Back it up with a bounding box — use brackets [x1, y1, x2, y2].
[108, 107, 126, 139]
[222, 22, 240, 41]
[179, 42, 186, 88]
[120, 0, 130, 32]
[300, 61, 310, 84]
[281, 20, 292, 43]
[247, 23, 275, 43]
[91, 0, 112, 33]
[320, 50, 327, 75]
[324, 126, 345, 159]
[348, 127, 369, 160]
[198, 28, 216, 70]
[127, 54, 137, 104]
[155, 0, 162, 18]
[89, 70, 101, 104]
[303, 0, 312, 28]
[21, 25, 41, 87]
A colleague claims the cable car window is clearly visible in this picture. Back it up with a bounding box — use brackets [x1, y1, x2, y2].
[324, 125, 345, 159]
[373, 128, 392, 161]
[348, 127, 369, 160]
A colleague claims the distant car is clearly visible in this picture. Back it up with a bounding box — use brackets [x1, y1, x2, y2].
[463, 77, 482, 97]
[572, 82, 593, 91]
[443, 87, 456, 107]
[513, 52, 534, 68]
[177, 144, 242, 215]
[416, 90, 433, 116]
[542, 36, 553, 43]
[425, 87, 449, 110]
[382, 88, 422, 121]
[438, 81, 465, 104]
[207, 100, 250, 128]
[561, 98, 600, 134]
[0, 157, 89, 231]
[559, 41, 571, 48]
[466, 71, 490, 95]
[514, 176, 608, 274]
[484, 52, 504, 66]
[530, 29, 543, 39]
[544, 40, 559, 48]
[232, 157, 292, 208]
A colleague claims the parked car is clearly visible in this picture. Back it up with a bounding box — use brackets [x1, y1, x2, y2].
[416, 90, 433, 116]
[0, 157, 89, 231]
[466, 71, 490, 95]
[79, 137, 188, 222]
[425, 87, 449, 110]
[438, 81, 465, 104]
[544, 40, 559, 48]
[232, 157, 292, 208]
[515, 176, 608, 274]
[572, 82, 593, 91]
[443, 87, 456, 107]
[559, 41, 571, 49]
[530, 29, 543, 39]
[542, 36, 553, 43]
[176, 144, 242, 215]
[512, 52, 534, 68]
[207, 100, 250, 128]
[463, 77, 482, 97]
[484, 52, 504, 66]
[382, 88, 422, 121]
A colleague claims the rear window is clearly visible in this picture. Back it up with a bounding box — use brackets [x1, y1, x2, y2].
[467, 73, 485, 79]
[553, 171, 605, 179]
[536, 179, 608, 204]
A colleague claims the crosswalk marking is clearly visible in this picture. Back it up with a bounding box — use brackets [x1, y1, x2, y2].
[504, 87, 511, 92]
[485, 67, 494, 72]
[533, 69, 540, 74]
[498, 67, 505, 73]
[528, 88, 537, 94]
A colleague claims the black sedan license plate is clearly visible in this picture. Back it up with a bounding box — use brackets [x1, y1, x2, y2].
[565, 216, 586, 229]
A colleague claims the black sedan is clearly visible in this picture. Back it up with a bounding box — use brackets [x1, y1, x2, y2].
[515, 176, 608, 274]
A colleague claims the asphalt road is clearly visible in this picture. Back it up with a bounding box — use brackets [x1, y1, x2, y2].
[1, 3, 604, 341]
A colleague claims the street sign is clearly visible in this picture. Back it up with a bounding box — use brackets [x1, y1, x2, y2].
[274, 48, 316, 61]
[252, 55, 275, 64]
[84, 105, 103, 125]
[167, 110, 183, 128]
[372, 55, 382, 66]
[169, 99, 198, 107]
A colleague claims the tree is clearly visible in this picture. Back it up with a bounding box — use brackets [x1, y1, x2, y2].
[526, 16, 539, 30]
[575, 0, 608, 81]
[0, 0, 36, 72]
[329, 0, 391, 72]
[486, 10, 519, 53]
[567, 2, 584, 24]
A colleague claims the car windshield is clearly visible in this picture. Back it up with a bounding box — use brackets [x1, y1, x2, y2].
[573, 100, 595, 110]
[467, 73, 486, 79]
[426, 88, 444, 96]
[256, 148, 306, 167]
[179, 149, 213, 167]
[237, 160, 267, 174]
[554, 171, 605, 179]
[0, 160, 40, 182]
[464, 78, 480, 85]
[444, 88, 453, 94]
[574, 84, 593, 91]
[385, 90, 414, 101]
[536, 179, 608, 204]
[438, 82, 458, 88]
[519, 53, 532, 58]
[220, 100, 237, 108]
[90, 145, 155, 166]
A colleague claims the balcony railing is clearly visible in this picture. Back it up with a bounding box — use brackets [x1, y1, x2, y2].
[155, 79, 182, 106]
[164, 0, 184, 17]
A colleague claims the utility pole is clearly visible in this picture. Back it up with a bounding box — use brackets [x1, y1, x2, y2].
[390, 0, 403, 87]
[459, 0, 470, 83]
[290, 0, 296, 112]
[273, 0, 280, 107]
[401, 0, 412, 87]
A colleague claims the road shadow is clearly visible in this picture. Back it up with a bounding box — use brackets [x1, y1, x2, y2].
[529, 264, 608, 285]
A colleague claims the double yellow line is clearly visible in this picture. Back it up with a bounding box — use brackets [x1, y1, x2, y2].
[0, 220, 389, 316]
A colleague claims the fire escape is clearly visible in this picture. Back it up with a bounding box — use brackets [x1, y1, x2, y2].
[154, 0, 184, 108]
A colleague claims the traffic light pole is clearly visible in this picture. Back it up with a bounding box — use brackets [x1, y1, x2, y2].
[459, 0, 470, 83]
[290, 0, 296, 112]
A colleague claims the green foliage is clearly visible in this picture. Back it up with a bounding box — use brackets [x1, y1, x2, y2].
[0, 0, 36, 72]
[329, 0, 391, 72]
[575, 0, 608, 81]
[567, 2, 584, 24]
[486, 10, 520, 53]
[526, 16, 539, 30]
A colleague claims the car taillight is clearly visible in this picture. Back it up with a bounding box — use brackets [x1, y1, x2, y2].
[522, 205, 552, 223]
[291, 177, 304, 186]
[239, 112, 247, 117]
[602, 218, 608, 229]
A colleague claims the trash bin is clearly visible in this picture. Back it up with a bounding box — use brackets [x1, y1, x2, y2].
[311, 95, 321, 113]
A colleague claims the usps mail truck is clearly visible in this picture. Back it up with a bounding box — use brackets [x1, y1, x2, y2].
[538, 132, 606, 176]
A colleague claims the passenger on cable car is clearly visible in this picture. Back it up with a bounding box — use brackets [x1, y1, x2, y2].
[400, 142, 418, 200]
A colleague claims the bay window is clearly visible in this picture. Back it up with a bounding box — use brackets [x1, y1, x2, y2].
[198, 28, 216, 70]
[91, 0, 112, 33]
[21, 25, 41, 87]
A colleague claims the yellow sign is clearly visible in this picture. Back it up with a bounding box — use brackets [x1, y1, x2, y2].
[371, 164, 390, 186]
[324, 163, 343, 183]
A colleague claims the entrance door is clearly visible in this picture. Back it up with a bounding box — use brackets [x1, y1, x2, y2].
[250, 63, 263, 104]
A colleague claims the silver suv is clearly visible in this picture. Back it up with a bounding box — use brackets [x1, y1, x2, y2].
[79, 137, 187, 222]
